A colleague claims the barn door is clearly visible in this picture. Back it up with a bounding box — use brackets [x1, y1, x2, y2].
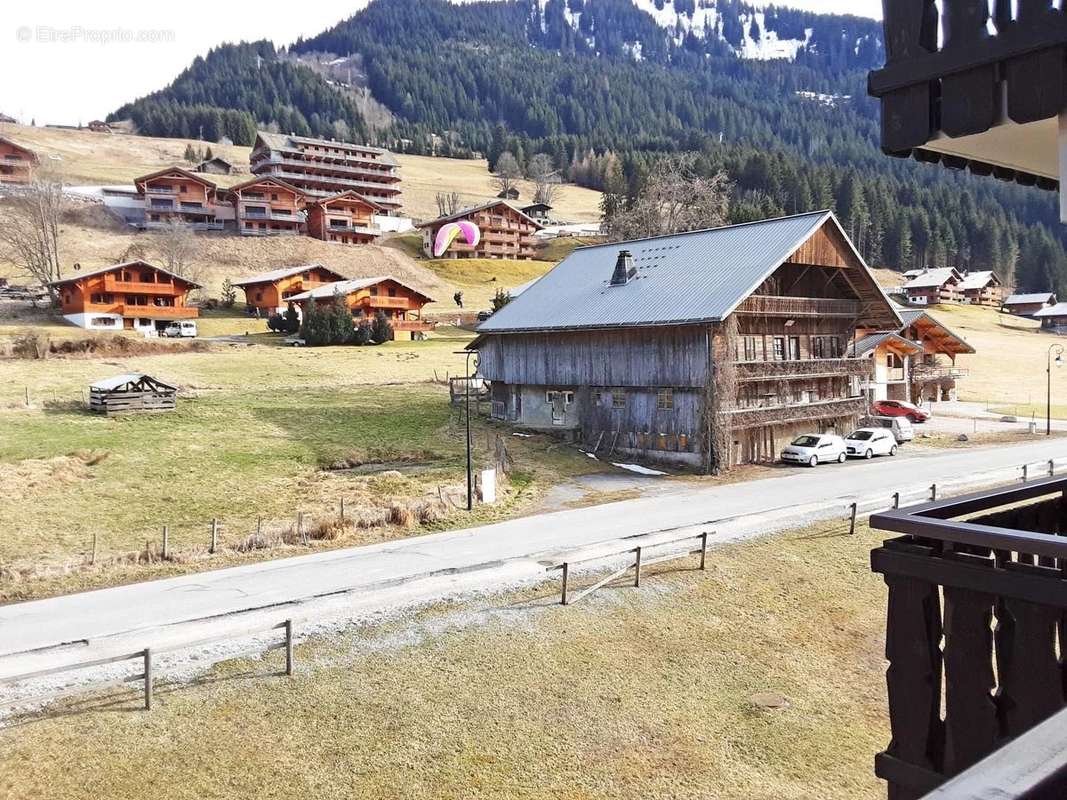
[551, 392, 566, 425]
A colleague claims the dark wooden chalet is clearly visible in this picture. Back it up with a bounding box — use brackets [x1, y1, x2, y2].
[469, 211, 901, 469]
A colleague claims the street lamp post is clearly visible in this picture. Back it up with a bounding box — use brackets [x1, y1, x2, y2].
[455, 349, 478, 510]
[1047, 343, 1063, 436]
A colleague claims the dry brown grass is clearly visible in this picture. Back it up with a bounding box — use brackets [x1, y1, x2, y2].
[0, 123, 603, 223]
[0, 519, 888, 800]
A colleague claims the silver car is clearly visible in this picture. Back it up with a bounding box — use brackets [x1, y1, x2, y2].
[781, 434, 847, 467]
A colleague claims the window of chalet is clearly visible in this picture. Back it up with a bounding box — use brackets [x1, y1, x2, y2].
[92, 316, 116, 327]
[90, 293, 113, 304]
[788, 336, 801, 360]
[370, 286, 378, 296]
[773, 337, 786, 361]
[388, 287, 397, 297]
[612, 390, 626, 409]
[546, 390, 575, 405]
[657, 388, 674, 410]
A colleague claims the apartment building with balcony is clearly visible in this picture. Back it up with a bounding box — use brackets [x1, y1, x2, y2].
[901, 267, 963, 305]
[134, 167, 222, 230]
[958, 270, 1004, 307]
[470, 211, 902, 468]
[0, 136, 38, 184]
[417, 200, 544, 260]
[249, 132, 402, 214]
[305, 191, 382, 245]
[287, 276, 435, 340]
[225, 176, 306, 237]
[232, 263, 347, 316]
[50, 260, 200, 332]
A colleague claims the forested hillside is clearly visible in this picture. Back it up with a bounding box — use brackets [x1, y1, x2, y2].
[108, 0, 1067, 292]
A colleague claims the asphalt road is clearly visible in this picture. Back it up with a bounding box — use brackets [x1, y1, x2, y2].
[4, 436, 1066, 663]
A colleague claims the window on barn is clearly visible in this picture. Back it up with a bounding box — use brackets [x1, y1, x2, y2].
[788, 336, 801, 360]
[612, 390, 626, 409]
[773, 337, 786, 361]
[657, 388, 674, 410]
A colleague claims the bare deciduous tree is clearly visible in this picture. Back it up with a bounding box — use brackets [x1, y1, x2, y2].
[435, 191, 461, 217]
[526, 152, 560, 206]
[153, 219, 204, 296]
[0, 177, 65, 304]
[491, 151, 521, 197]
[603, 157, 731, 243]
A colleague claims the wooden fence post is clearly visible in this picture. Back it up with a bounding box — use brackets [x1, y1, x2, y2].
[144, 538, 151, 562]
[297, 512, 307, 545]
[340, 497, 346, 523]
[848, 502, 858, 535]
[634, 547, 643, 588]
[893, 491, 900, 509]
[930, 484, 937, 502]
[284, 620, 294, 676]
[1050, 459, 1056, 477]
[24, 387, 29, 407]
[699, 532, 708, 571]
[162, 525, 169, 560]
[90, 532, 98, 566]
[561, 562, 570, 606]
[1023, 464, 1029, 482]
[210, 518, 219, 554]
[143, 648, 153, 710]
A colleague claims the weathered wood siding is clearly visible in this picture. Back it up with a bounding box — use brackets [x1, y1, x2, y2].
[580, 387, 703, 456]
[476, 327, 710, 388]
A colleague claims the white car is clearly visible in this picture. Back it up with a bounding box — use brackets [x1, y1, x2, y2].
[845, 428, 898, 459]
[162, 320, 198, 338]
[781, 434, 847, 467]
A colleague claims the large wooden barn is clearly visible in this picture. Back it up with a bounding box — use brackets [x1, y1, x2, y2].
[470, 211, 902, 469]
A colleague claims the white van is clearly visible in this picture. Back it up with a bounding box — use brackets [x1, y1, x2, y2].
[862, 414, 914, 444]
[162, 320, 198, 338]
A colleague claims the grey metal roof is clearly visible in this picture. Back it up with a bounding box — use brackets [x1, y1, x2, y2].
[49, 260, 202, 289]
[1034, 302, 1067, 318]
[287, 276, 434, 302]
[958, 270, 999, 291]
[1005, 292, 1056, 305]
[476, 210, 899, 333]
[232, 263, 340, 287]
[91, 373, 175, 392]
[903, 268, 960, 290]
[254, 131, 398, 166]
[415, 198, 543, 230]
[853, 332, 924, 358]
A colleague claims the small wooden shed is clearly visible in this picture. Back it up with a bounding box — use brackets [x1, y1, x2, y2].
[89, 373, 177, 416]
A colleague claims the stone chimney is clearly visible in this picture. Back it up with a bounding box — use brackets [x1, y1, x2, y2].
[610, 249, 636, 286]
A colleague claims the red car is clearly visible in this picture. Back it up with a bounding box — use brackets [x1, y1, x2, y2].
[872, 399, 930, 423]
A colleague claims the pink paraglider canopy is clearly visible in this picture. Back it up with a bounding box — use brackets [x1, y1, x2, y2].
[433, 220, 481, 257]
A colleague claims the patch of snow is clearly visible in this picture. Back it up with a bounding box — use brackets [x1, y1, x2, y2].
[580, 450, 599, 460]
[612, 462, 666, 476]
[511, 432, 534, 438]
[795, 90, 850, 108]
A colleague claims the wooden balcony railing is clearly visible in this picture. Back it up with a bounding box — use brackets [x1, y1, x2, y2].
[735, 295, 860, 317]
[119, 305, 198, 319]
[911, 364, 969, 381]
[393, 320, 435, 333]
[359, 296, 410, 310]
[870, 476, 1067, 799]
[726, 396, 867, 429]
[103, 277, 176, 293]
[735, 358, 872, 381]
[869, 0, 1067, 188]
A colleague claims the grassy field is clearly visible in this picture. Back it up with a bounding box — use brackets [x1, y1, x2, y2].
[0, 123, 604, 223]
[0, 518, 888, 800]
[921, 304, 1067, 414]
[0, 326, 614, 601]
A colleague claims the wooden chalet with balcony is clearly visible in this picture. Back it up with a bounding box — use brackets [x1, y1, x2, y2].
[856, 308, 975, 404]
[50, 260, 199, 332]
[958, 270, 1004, 306]
[305, 192, 382, 245]
[287, 276, 435, 340]
[0, 136, 38, 185]
[469, 210, 902, 468]
[417, 200, 544, 260]
[225, 176, 306, 237]
[249, 132, 401, 214]
[232, 264, 346, 316]
[134, 167, 222, 230]
[901, 267, 963, 306]
[1003, 291, 1058, 317]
